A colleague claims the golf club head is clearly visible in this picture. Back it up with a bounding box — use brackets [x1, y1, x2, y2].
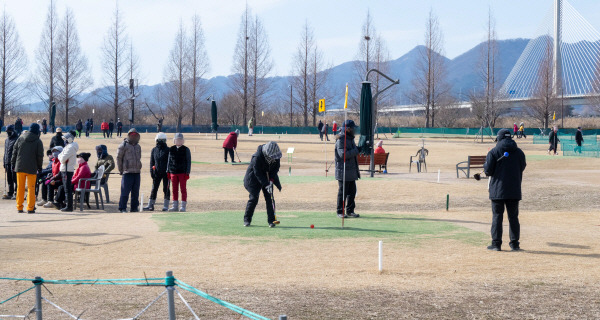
[473, 173, 482, 181]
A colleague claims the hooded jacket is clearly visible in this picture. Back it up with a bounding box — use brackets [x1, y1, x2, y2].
[335, 132, 360, 181]
[484, 129, 527, 200]
[50, 132, 65, 149]
[11, 131, 44, 174]
[222, 132, 238, 149]
[117, 138, 142, 174]
[150, 140, 170, 176]
[244, 145, 281, 191]
[95, 145, 115, 178]
[4, 130, 18, 167]
[58, 140, 79, 172]
[101, 122, 109, 130]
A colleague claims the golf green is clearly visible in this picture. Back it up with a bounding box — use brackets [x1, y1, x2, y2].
[153, 211, 486, 244]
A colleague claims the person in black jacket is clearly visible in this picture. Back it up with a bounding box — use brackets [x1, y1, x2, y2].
[335, 120, 360, 218]
[575, 127, 583, 154]
[0, 118, 4, 133]
[318, 120, 324, 141]
[548, 126, 559, 155]
[42, 118, 47, 134]
[3, 125, 18, 199]
[167, 133, 191, 212]
[116, 118, 123, 137]
[14, 118, 22, 135]
[85, 119, 91, 137]
[75, 119, 83, 137]
[144, 132, 170, 211]
[108, 119, 115, 138]
[484, 129, 527, 251]
[243, 141, 282, 227]
[49, 128, 65, 149]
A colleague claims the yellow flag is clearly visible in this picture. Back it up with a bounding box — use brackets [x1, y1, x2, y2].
[344, 84, 349, 109]
[553, 111, 556, 120]
[262, 111, 264, 117]
[318, 99, 326, 113]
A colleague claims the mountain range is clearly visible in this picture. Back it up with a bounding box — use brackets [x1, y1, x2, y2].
[23, 38, 531, 112]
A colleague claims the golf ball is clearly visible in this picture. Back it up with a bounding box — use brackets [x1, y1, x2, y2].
[310, 224, 314, 229]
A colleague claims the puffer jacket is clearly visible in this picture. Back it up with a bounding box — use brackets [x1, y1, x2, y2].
[484, 129, 527, 200]
[49, 133, 65, 149]
[150, 141, 169, 176]
[222, 132, 238, 149]
[11, 131, 44, 174]
[96, 154, 115, 178]
[58, 141, 79, 172]
[72, 162, 92, 190]
[101, 122, 109, 130]
[167, 145, 191, 174]
[117, 138, 142, 174]
[4, 132, 18, 166]
[244, 145, 281, 191]
[334, 132, 360, 181]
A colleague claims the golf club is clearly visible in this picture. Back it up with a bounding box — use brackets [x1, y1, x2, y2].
[234, 148, 241, 163]
[266, 172, 279, 224]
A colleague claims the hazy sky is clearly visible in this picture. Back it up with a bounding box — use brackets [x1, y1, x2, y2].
[6, 0, 600, 86]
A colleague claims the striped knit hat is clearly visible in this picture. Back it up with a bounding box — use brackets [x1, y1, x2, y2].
[262, 141, 282, 164]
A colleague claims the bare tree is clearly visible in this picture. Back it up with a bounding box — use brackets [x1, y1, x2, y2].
[220, 92, 243, 126]
[230, 4, 251, 125]
[188, 14, 210, 126]
[526, 37, 560, 129]
[33, 0, 59, 122]
[248, 15, 273, 125]
[291, 21, 314, 127]
[163, 21, 189, 132]
[470, 9, 503, 128]
[101, 4, 129, 123]
[409, 9, 451, 127]
[309, 46, 331, 126]
[56, 7, 92, 125]
[0, 10, 27, 121]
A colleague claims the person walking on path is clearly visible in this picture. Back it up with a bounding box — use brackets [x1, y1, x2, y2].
[117, 128, 142, 213]
[108, 120, 115, 138]
[94, 145, 115, 184]
[11, 123, 44, 213]
[57, 131, 78, 212]
[548, 126, 560, 155]
[484, 129, 527, 251]
[575, 127, 584, 154]
[243, 141, 282, 227]
[143, 133, 170, 211]
[513, 123, 518, 137]
[42, 118, 47, 135]
[318, 120, 324, 141]
[167, 133, 191, 212]
[335, 120, 360, 219]
[75, 119, 83, 137]
[518, 122, 526, 138]
[101, 120, 109, 138]
[49, 128, 65, 149]
[116, 118, 123, 137]
[3, 125, 18, 200]
[248, 117, 254, 136]
[223, 130, 239, 163]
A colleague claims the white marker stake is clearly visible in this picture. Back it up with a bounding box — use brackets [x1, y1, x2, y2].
[437, 169, 440, 183]
[140, 193, 144, 212]
[378, 241, 383, 272]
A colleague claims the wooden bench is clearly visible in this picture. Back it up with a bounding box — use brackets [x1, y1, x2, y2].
[456, 156, 486, 178]
[357, 153, 389, 173]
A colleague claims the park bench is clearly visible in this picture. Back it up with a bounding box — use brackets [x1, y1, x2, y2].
[75, 165, 105, 211]
[357, 153, 389, 173]
[409, 148, 428, 173]
[456, 156, 486, 179]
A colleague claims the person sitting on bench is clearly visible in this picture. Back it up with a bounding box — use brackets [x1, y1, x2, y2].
[375, 140, 385, 154]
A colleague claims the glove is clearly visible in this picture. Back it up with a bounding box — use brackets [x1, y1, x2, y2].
[266, 184, 273, 194]
[185, 174, 190, 180]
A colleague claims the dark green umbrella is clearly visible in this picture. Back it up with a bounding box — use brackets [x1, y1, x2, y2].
[210, 100, 218, 132]
[357, 81, 373, 155]
[49, 101, 56, 128]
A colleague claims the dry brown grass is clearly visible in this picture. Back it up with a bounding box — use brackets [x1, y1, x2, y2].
[0, 132, 599, 319]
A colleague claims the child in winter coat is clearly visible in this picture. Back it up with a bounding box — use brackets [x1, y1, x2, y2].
[167, 133, 191, 212]
[144, 132, 171, 211]
[222, 129, 239, 162]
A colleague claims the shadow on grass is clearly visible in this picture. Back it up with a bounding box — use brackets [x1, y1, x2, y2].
[0, 232, 141, 246]
[547, 242, 591, 250]
[527, 250, 600, 259]
[277, 225, 404, 234]
[362, 215, 489, 226]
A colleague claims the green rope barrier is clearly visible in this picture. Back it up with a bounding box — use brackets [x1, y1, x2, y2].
[0, 285, 36, 305]
[175, 280, 271, 320]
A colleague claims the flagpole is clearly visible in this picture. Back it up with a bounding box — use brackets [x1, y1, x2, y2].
[342, 83, 348, 228]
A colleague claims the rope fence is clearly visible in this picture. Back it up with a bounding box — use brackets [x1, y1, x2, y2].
[0, 271, 286, 320]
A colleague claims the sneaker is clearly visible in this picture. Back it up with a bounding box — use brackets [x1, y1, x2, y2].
[17, 210, 23, 213]
[244, 222, 250, 227]
[27, 210, 35, 214]
[11, 195, 16, 200]
[510, 246, 523, 252]
[60, 207, 73, 212]
[2, 194, 11, 200]
[346, 213, 360, 218]
[337, 213, 348, 218]
[36, 200, 46, 206]
[52, 202, 62, 210]
[119, 209, 127, 213]
[269, 223, 276, 228]
[487, 245, 501, 251]
[43, 202, 55, 208]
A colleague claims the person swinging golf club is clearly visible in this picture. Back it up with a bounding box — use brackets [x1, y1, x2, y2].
[243, 141, 282, 228]
[335, 120, 360, 219]
[484, 129, 526, 251]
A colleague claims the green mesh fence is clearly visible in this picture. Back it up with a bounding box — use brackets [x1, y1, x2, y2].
[533, 133, 598, 145]
[561, 142, 600, 157]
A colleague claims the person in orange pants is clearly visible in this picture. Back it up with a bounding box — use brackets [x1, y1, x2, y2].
[11, 123, 44, 213]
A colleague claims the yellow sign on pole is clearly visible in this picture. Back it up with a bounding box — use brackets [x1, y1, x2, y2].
[318, 99, 326, 113]
[553, 111, 556, 121]
[344, 84, 349, 109]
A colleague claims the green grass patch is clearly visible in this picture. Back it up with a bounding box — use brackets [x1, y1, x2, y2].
[152, 211, 486, 245]
[188, 175, 335, 190]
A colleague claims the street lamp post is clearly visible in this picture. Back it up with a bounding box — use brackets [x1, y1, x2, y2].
[289, 85, 293, 126]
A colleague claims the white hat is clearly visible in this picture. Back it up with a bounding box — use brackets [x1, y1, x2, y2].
[155, 132, 167, 141]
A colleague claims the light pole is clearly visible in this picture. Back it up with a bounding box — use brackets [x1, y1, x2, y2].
[289, 85, 293, 126]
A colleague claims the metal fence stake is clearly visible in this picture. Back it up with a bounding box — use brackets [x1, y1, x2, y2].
[34, 276, 43, 320]
[166, 271, 176, 320]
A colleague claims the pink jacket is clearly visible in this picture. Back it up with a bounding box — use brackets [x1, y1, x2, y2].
[72, 162, 92, 190]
